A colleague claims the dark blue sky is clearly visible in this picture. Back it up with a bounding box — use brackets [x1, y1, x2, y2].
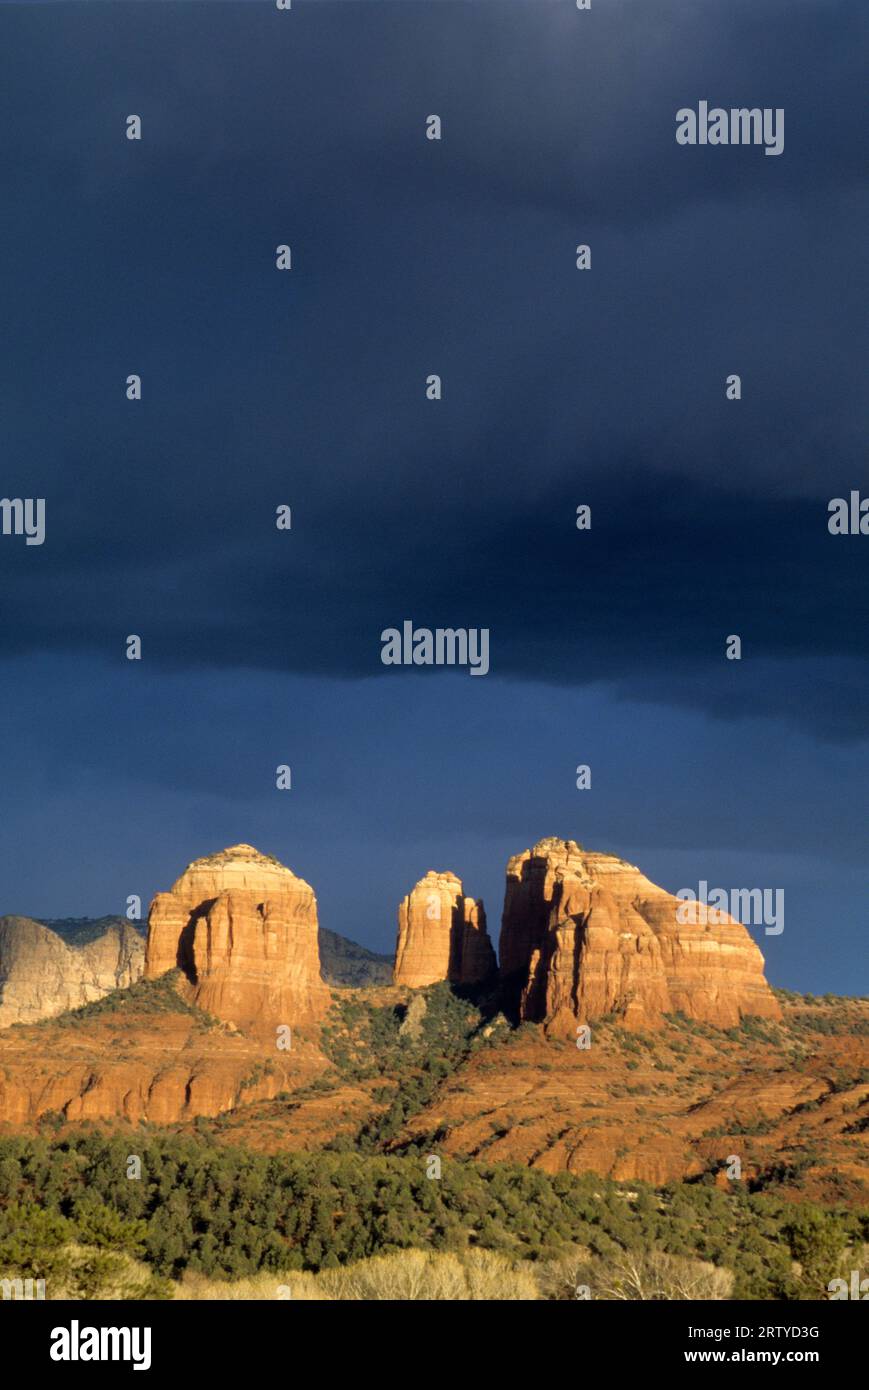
[0, 1, 866, 994]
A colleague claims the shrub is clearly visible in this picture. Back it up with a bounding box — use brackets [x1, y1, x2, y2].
[582, 1249, 733, 1301]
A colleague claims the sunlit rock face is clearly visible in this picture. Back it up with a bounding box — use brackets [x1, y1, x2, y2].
[500, 838, 781, 1033]
[146, 844, 329, 1029]
[394, 871, 496, 989]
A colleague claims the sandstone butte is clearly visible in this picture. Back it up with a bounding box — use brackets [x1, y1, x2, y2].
[499, 837, 781, 1033]
[145, 843, 330, 1030]
[0, 916, 144, 1028]
[393, 870, 496, 989]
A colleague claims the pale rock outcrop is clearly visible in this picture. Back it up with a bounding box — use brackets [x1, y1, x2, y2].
[398, 994, 428, 1041]
[145, 844, 329, 1028]
[394, 871, 496, 988]
[0, 917, 144, 1028]
[500, 838, 781, 1033]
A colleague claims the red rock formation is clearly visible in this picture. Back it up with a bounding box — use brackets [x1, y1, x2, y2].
[0, 1002, 330, 1129]
[500, 838, 781, 1032]
[145, 844, 329, 1029]
[394, 871, 495, 988]
[459, 896, 497, 987]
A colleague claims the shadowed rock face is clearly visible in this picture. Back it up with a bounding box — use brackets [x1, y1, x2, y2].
[0, 916, 144, 1027]
[145, 844, 329, 1029]
[500, 838, 781, 1033]
[394, 871, 496, 989]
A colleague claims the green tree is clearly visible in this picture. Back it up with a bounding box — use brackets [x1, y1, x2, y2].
[783, 1206, 847, 1298]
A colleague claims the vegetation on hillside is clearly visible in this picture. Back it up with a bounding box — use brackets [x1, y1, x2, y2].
[0, 1197, 171, 1299]
[0, 1131, 864, 1299]
[23, 971, 217, 1031]
[320, 982, 500, 1151]
[36, 916, 144, 948]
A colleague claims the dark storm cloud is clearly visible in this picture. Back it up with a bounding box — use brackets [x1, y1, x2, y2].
[0, 0, 866, 734]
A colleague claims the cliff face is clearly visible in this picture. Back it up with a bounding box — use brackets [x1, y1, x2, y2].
[0, 916, 144, 1028]
[0, 991, 330, 1129]
[145, 844, 329, 1029]
[500, 838, 781, 1032]
[394, 871, 496, 988]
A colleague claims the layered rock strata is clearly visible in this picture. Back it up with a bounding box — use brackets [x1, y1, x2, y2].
[145, 844, 329, 1028]
[394, 870, 496, 988]
[500, 838, 781, 1032]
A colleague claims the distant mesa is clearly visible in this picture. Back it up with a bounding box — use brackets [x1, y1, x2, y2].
[394, 870, 496, 989]
[0, 916, 143, 1028]
[500, 837, 781, 1033]
[144, 843, 330, 1029]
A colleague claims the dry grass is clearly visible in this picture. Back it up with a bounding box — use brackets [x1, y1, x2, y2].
[537, 1247, 734, 1301]
[6, 1243, 735, 1302]
[1, 1245, 169, 1301]
[176, 1269, 326, 1301]
[176, 1248, 538, 1301]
